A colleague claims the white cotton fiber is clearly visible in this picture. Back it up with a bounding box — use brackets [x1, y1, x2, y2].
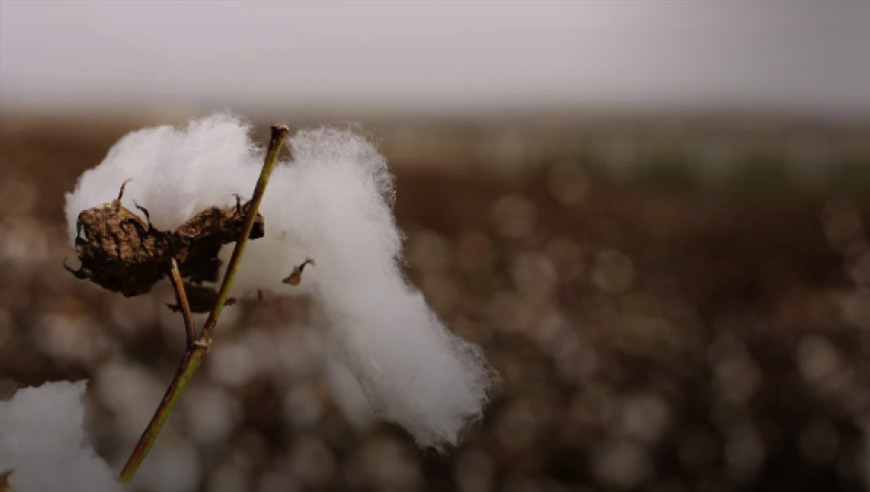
[64, 112, 259, 239]
[245, 127, 493, 446]
[324, 355, 376, 428]
[0, 381, 122, 492]
[64, 114, 495, 448]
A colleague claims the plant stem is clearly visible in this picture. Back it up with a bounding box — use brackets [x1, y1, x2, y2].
[168, 258, 195, 346]
[119, 124, 290, 486]
[118, 347, 206, 485]
[198, 123, 289, 343]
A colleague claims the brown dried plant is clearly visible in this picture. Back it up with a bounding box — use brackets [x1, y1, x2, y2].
[66, 180, 264, 313]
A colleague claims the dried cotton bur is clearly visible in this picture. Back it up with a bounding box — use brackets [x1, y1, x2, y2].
[67, 182, 264, 311]
[64, 113, 496, 454]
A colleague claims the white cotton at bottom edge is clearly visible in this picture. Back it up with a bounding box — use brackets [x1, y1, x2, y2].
[0, 381, 122, 492]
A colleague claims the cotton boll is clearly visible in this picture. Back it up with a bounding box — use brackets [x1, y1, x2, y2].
[65, 125, 175, 243]
[0, 381, 122, 492]
[263, 128, 493, 447]
[65, 113, 259, 239]
[231, 129, 397, 295]
[323, 280, 493, 447]
[158, 113, 260, 220]
[64, 115, 496, 449]
[234, 126, 494, 446]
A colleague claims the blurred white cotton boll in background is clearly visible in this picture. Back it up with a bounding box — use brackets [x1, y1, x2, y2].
[0, 381, 122, 492]
[64, 113, 496, 449]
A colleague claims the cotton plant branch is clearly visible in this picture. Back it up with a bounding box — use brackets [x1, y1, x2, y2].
[167, 258, 195, 346]
[198, 124, 288, 345]
[63, 113, 495, 486]
[118, 124, 290, 485]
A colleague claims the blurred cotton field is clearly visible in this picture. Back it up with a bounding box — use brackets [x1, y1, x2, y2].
[1, 111, 868, 492]
[2, 2, 870, 491]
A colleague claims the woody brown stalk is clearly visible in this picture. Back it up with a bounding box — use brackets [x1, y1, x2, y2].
[119, 124, 290, 485]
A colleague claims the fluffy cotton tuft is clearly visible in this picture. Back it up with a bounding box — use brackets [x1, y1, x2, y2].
[0, 381, 122, 492]
[64, 112, 260, 238]
[65, 114, 496, 448]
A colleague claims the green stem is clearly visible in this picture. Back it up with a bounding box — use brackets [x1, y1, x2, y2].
[199, 123, 289, 342]
[168, 258, 195, 346]
[119, 124, 290, 486]
[118, 347, 206, 485]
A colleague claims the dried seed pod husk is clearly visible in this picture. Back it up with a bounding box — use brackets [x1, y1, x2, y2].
[174, 203, 265, 283]
[70, 199, 173, 296]
[68, 188, 265, 297]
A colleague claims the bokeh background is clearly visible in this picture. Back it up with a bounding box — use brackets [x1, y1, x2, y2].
[1, 2, 869, 491]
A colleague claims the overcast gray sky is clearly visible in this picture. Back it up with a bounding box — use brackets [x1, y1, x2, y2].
[1, 1, 869, 116]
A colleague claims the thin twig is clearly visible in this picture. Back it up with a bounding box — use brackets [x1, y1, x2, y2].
[168, 258, 196, 346]
[119, 124, 290, 486]
[197, 124, 290, 344]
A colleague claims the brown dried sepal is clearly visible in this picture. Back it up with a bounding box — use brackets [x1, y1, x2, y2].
[66, 193, 172, 296]
[282, 258, 315, 286]
[174, 198, 265, 284]
[66, 183, 264, 299]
